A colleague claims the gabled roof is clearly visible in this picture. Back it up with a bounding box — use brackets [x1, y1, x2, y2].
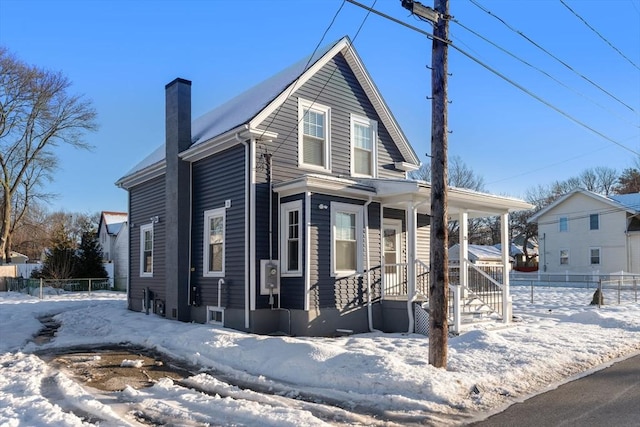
[116, 36, 419, 188]
[99, 211, 128, 236]
[528, 189, 640, 223]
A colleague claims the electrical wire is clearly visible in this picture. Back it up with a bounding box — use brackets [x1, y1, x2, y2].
[345, 0, 640, 157]
[256, 0, 347, 143]
[468, 0, 637, 114]
[560, 0, 640, 71]
[451, 18, 640, 129]
[270, 0, 378, 156]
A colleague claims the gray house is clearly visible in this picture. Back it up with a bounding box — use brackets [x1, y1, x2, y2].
[116, 37, 531, 336]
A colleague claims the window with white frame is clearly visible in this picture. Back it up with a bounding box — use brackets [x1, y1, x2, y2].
[590, 247, 601, 265]
[204, 208, 225, 277]
[560, 249, 569, 265]
[280, 200, 302, 276]
[350, 114, 377, 177]
[331, 202, 363, 276]
[559, 216, 568, 232]
[589, 213, 599, 230]
[299, 98, 330, 171]
[140, 224, 153, 277]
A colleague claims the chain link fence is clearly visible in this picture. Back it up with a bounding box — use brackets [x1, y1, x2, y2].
[5, 277, 112, 298]
[511, 272, 639, 305]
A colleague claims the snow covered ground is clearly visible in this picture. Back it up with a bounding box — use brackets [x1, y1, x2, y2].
[1, 286, 639, 426]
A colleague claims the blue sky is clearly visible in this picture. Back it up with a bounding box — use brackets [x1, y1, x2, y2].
[1, 0, 638, 215]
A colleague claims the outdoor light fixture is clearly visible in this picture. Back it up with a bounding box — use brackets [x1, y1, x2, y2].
[150, 215, 159, 224]
[318, 204, 328, 210]
[401, 0, 440, 23]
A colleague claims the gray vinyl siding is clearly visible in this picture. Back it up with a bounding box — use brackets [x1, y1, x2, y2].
[255, 53, 407, 184]
[191, 145, 246, 309]
[308, 195, 381, 310]
[129, 175, 166, 309]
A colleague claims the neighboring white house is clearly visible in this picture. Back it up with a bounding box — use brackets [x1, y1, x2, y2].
[97, 211, 129, 290]
[8, 251, 29, 264]
[529, 189, 640, 275]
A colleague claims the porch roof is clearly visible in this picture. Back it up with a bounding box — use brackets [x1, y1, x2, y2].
[273, 175, 534, 217]
[362, 178, 534, 218]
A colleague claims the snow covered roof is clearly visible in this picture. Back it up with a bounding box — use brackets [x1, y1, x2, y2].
[100, 211, 128, 236]
[529, 189, 640, 223]
[449, 244, 508, 262]
[609, 193, 640, 213]
[116, 36, 420, 188]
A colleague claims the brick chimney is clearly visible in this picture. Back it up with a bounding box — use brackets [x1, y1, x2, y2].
[165, 78, 191, 321]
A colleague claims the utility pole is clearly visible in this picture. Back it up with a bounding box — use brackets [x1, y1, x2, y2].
[428, 0, 450, 368]
[401, 0, 450, 368]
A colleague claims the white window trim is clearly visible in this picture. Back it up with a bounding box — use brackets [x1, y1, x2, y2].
[203, 207, 226, 277]
[560, 248, 569, 266]
[589, 213, 599, 231]
[139, 223, 153, 277]
[350, 113, 378, 178]
[206, 306, 225, 325]
[331, 202, 364, 277]
[590, 247, 601, 265]
[280, 200, 303, 277]
[298, 98, 331, 172]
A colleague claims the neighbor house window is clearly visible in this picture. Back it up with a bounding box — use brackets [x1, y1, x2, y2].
[331, 202, 363, 276]
[140, 223, 153, 277]
[351, 114, 378, 177]
[204, 208, 225, 277]
[299, 98, 330, 171]
[280, 200, 302, 276]
[560, 249, 569, 265]
[590, 248, 601, 265]
[559, 216, 568, 232]
[589, 213, 599, 230]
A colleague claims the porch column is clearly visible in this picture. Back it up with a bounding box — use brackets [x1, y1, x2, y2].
[406, 202, 417, 333]
[500, 211, 511, 323]
[455, 210, 468, 334]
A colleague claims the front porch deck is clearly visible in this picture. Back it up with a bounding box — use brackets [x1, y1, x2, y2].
[382, 261, 507, 333]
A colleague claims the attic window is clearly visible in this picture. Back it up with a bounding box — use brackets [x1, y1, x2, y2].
[299, 98, 331, 171]
[350, 114, 377, 177]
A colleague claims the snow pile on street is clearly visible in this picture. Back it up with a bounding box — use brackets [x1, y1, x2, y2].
[1, 286, 639, 426]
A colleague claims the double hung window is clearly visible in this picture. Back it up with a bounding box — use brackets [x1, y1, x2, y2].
[204, 208, 225, 277]
[351, 115, 377, 177]
[140, 224, 153, 277]
[299, 99, 331, 171]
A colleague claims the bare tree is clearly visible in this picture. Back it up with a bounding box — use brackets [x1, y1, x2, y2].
[594, 166, 618, 195]
[0, 47, 97, 263]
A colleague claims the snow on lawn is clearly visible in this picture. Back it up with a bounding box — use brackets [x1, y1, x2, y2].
[1, 286, 639, 426]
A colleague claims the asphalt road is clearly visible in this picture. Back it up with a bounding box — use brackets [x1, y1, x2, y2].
[469, 354, 640, 427]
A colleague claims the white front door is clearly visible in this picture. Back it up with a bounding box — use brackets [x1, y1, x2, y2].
[383, 220, 402, 296]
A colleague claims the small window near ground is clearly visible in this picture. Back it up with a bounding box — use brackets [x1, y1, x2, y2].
[560, 249, 569, 265]
[140, 224, 153, 277]
[206, 306, 224, 325]
[590, 248, 600, 265]
[589, 214, 599, 230]
[204, 208, 225, 277]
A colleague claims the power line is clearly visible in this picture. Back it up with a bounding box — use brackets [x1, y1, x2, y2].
[257, 0, 347, 143]
[451, 18, 640, 129]
[560, 0, 640, 71]
[345, 0, 640, 157]
[468, 0, 637, 114]
[270, 0, 378, 156]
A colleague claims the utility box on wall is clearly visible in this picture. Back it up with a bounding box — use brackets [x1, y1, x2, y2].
[260, 259, 280, 295]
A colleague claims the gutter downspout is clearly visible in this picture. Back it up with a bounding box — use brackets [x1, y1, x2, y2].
[406, 199, 429, 334]
[237, 133, 251, 329]
[364, 196, 380, 332]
